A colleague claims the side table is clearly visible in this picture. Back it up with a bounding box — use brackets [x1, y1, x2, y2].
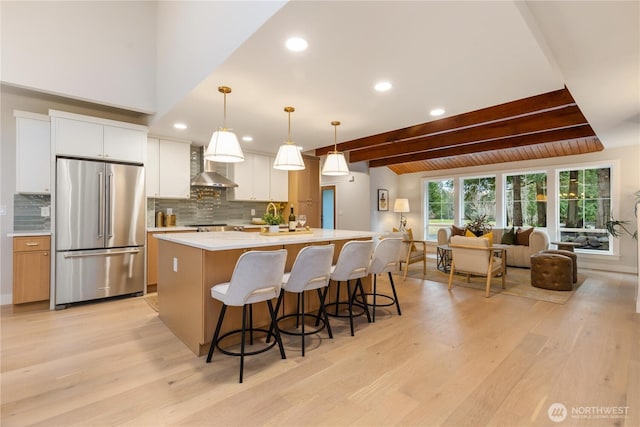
[551, 241, 582, 252]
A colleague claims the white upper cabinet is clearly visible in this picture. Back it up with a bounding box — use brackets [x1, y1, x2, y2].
[50, 110, 146, 163]
[146, 138, 190, 199]
[15, 111, 51, 194]
[228, 152, 288, 201]
[103, 125, 145, 163]
[269, 164, 289, 201]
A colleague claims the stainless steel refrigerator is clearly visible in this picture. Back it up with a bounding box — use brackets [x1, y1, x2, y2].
[55, 157, 145, 308]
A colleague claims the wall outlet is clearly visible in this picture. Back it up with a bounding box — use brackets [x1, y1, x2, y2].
[41, 206, 50, 217]
[173, 257, 178, 272]
[251, 209, 256, 216]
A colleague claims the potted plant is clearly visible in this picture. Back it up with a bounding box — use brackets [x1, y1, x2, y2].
[605, 190, 640, 240]
[262, 212, 283, 233]
[465, 214, 492, 237]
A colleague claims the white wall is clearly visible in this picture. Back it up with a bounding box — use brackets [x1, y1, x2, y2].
[1, 1, 157, 113]
[154, 1, 285, 119]
[320, 161, 371, 231]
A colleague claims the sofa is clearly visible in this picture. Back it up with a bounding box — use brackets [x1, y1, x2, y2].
[438, 227, 549, 268]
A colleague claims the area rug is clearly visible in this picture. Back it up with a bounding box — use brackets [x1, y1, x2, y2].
[395, 257, 585, 304]
[144, 292, 159, 312]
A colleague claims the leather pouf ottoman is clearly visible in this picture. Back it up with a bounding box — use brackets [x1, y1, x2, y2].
[530, 253, 573, 291]
[540, 249, 577, 283]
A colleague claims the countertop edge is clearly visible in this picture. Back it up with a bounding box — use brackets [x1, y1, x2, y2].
[8, 231, 52, 237]
[154, 229, 380, 251]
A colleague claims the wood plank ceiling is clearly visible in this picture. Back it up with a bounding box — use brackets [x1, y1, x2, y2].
[314, 88, 603, 174]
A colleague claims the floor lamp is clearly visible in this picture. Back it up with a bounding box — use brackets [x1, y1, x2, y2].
[394, 198, 410, 231]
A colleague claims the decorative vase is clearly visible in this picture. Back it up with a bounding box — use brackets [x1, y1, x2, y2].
[268, 225, 280, 233]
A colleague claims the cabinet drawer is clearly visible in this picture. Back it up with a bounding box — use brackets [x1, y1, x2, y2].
[14, 236, 51, 252]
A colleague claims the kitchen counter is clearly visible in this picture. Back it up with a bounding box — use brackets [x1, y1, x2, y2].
[154, 228, 379, 251]
[8, 231, 51, 237]
[156, 228, 378, 356]
[146, 226, 197, 232]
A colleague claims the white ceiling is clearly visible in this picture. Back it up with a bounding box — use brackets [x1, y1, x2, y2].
[149, 1, 639, 156]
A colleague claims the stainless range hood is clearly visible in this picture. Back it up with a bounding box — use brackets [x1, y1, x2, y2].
[191, 159, 238, 188]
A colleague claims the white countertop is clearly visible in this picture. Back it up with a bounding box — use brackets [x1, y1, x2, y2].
[8, 231, 52, 237]
[147, 226, 198, 232]
[154, 228, 379, 251]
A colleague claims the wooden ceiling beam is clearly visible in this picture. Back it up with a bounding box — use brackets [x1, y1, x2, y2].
[350, 105, 588, 163]
[314, 87, 576, 156]
[368, 125, 596, 168]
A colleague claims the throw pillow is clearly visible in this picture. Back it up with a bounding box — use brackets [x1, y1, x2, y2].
[501, 227, 516, 245]
[393, 227, 417, 252]
[451, 225, 466, 237]
[464, 229, 476, 238]
[516, 227, 534, 246]
[481, 231, 494, 243]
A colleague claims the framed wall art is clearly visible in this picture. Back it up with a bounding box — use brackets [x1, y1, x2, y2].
[377, 189, 389, 211]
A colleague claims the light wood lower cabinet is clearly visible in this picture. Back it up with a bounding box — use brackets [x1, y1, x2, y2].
[13, 236, 51, 304]
[147, 230, 196, 292]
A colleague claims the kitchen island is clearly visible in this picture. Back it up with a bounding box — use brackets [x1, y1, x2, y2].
[155, 229, 378, 356]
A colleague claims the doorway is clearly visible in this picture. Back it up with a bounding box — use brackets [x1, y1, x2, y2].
[321, 186, 336, 229]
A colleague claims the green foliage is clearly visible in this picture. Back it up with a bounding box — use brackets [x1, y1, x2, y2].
[465, 214, 492, 237]
[262, 212, 283, 225]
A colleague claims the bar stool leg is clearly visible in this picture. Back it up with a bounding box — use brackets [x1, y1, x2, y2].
[388, 272, 402, 316]
[239, 305, 247, 383]
[267, 299, 286, 360]
[301, 291, 306, 356]
[347, 280, 355, 336]
[355, 278, 372, 323]
[317, 287, 333, 339]
[206, 304, 227, 363]
[372, 273, 378, 322]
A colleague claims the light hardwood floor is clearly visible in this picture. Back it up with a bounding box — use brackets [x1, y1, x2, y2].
[1, 268, 638, 426]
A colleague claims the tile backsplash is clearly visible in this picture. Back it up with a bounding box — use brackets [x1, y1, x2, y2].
[146, 145, 283, 227]
[13, 146, 285, 231]
[13, 194, 51, 231]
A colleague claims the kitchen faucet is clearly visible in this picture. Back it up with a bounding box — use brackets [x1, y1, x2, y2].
[266, 202, 278, 217]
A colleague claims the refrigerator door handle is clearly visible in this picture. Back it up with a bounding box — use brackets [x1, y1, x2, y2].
[107, 173, 114, 238]
[98, 172, 104, 239]
[62, 248, 141, 258]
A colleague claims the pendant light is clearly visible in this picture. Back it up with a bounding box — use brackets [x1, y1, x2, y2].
[204, 86, 244, 163]
[273, 106, 305, 170]
[321, 120, 349, 176]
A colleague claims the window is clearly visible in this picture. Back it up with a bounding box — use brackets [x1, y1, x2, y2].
[462, 176, 496, 224]
[426, 179, 454, 240]
[558, 166, 611, 252]
[505, 172, 547, 227]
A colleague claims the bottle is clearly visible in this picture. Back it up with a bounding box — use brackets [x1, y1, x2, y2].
[288, 207, 296, 232]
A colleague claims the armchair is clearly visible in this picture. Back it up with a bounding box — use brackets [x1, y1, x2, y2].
[448, 235, 506, 297]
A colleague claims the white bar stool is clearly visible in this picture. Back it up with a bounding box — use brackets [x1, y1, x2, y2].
[272, 244, 335, 356]
[205, 249, 287, 383]
[326, 240, 374, 336]
[366, 237, 403, 322]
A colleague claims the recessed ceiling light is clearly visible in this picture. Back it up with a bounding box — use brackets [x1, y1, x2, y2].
[285, 37, 308, 52]
[242, 136, 253, 142]
[430, 108, 445, 117]
[374, 81, 392, 92]
[173, 123, 187, 130]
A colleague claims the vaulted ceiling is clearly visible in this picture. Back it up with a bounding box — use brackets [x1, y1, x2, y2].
[314, 87, 603, 174]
